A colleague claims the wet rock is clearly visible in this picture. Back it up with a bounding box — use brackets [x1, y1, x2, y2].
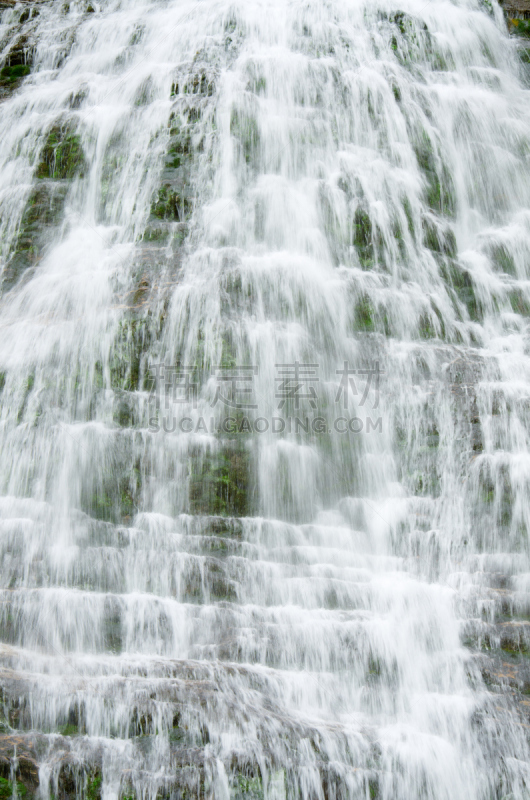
[36, 124, 86, 181]
[189, 443, 253, 518]
[478, 648, 530, 723]
[0, 734, 39, 793]
[2, 183, 68, 293]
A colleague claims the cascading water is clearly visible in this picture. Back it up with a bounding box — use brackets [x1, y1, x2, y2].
[0, 0, 530, 797]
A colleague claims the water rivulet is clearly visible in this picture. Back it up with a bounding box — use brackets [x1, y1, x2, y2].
[0, 0, 530, 797]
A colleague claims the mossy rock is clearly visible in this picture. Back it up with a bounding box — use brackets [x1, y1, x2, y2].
[414, 133, 456, 217]
[4, 34, 33, 69]
[165, 118, 194, 169]
[36, 124, 86, 180]
[0, 778, 27, 800]
[381, 10, 432, 67]
[81, 469, 139, 524]
[510, 288, 530, 316]
[150, 184, 191, 222]
[488, 243, 516, 276]
[418, 313, 436, 339]
[0, 64, 30, 83]
[368, 778, 380, 800]
[441, 261, 480, 321]
[109, 317, 152, 391]
[2, 183, 68, 292]
[19, 6, 39, 23]
[59, 723, 79, 736]
[510, 18, 530, 38]
[426, 169, 456, 217]
[189, 445, 252, 517]
[232, 775, 264, 800]
[422, 218, 457, 258]
[56, 767, 101, 800]
[113, 392, 136, 427]
[353, 207, 375, 267]
[17, 185, 68, 244]
[354, 295, 376, 332]
[142, 226, 170, 243]
[181, 71, 214, 97]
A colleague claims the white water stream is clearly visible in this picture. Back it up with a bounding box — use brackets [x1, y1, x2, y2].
[0, 0, 530, 798]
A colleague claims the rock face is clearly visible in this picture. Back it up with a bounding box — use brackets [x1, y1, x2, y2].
[501, 0, 530, 37]
[2, 1, 530, 800]
[501, 0, 530, 19]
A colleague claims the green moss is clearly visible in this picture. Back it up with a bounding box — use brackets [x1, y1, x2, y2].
[19, 7, 36, 23]
[0, 373, 5, 393]
[353, 208, 372, 248]
[426, 171, 455, 217]
[109, 317, 153, 392]
[510, 18, 530, 38]
[233, 775, 263, 800]
[189, 446, 252, 518]
[150, 184, 191, 222]
[414, 133, 456, 217]
[441, 261, 480, 321]
[86, 773, 101, 800]
[415, 131, 435, 174]
[382, 10, 430, 66]
[353, 207, 376, 268]
[142, 226, 169, 244]
[59, 723, 79, 736]
[500, 639, 529, 656]
[84, 468, 138, 523]
[390, 11, 414, 36]
[368, 779, 379, 800]
[419, 313, 436, 339]
[182, 72, 214, 96]
[36, 125, 85, 180]
[90, 489, 114, 521]
[2, 182, 69, 291]
[489, 243, 516, 276]
[423, 219, 457, 258]
[0, 64, 30, 83]
[22, 184, 67, 229]
[166, 125, 192, 168]
[354, 295, 375, 332]
[0, 778, 27, 800]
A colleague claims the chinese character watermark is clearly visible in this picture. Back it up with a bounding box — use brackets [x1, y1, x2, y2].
[147, 359, 384, 434]
[275, 361, 319, 410]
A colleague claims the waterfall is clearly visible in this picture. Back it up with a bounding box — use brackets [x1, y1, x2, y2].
[0, 0, 530, 797]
